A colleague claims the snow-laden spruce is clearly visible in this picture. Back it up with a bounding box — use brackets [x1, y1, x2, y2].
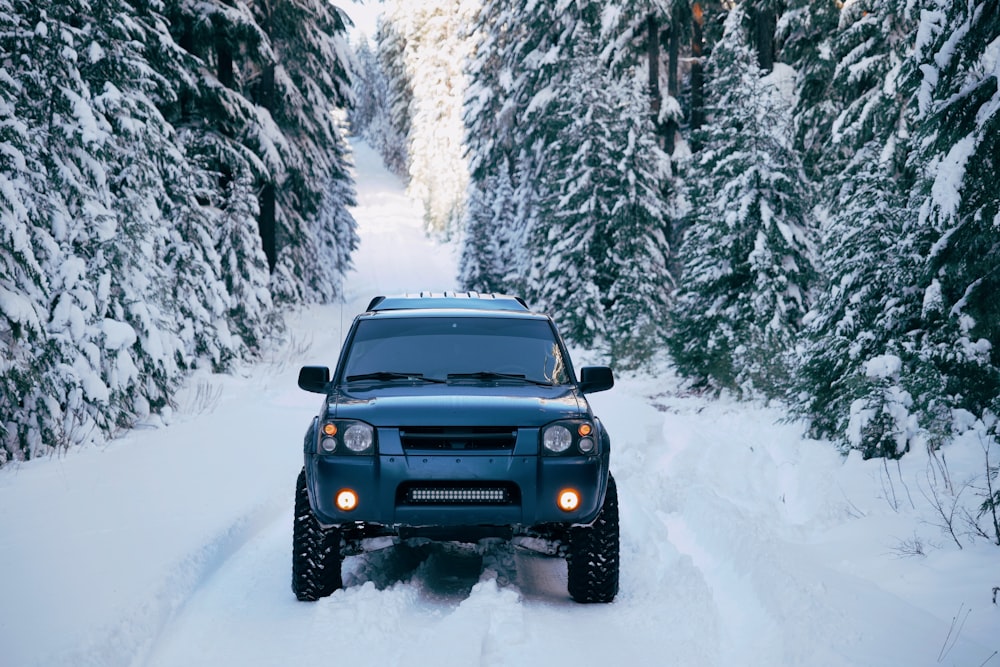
[0, 0, 356, 464]
[670, 6, 816, 396]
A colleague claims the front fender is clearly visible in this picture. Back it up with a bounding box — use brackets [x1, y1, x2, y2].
[303, 417, 318, 456]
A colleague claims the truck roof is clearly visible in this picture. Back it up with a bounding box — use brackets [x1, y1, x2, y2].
[365, 292, 529, 313]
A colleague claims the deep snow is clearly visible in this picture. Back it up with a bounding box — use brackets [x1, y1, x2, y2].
[0, 140, 997, 667]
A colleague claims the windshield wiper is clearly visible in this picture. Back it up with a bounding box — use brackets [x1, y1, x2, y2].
[346, 372, 445, 383]
[446, 371, 554, 386]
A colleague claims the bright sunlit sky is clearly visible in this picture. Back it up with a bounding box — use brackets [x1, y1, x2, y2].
[343, 0, 383, 41]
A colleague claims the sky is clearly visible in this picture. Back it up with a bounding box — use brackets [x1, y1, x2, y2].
[343, 0, 384, 41]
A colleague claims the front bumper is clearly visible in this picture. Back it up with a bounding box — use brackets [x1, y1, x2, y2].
[305, 426, 608, 530]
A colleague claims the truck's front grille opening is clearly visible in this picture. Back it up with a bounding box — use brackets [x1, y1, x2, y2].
[398, 482, 519, 505]
[399, 426, 517, 451]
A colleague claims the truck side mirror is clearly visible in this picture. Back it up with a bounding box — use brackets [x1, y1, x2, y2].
[579, 366, 614, 393]
[298, 366, 331, 393]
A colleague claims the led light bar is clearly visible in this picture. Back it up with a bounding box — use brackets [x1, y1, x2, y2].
[406, 487, 509, 504]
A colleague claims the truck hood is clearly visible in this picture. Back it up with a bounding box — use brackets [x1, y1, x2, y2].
[326, 384, 588, 427]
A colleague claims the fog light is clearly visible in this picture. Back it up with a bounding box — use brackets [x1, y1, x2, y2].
[336, 489, 358, 511]
[578, 437, 595, 453]
[558, 489, 580, 512]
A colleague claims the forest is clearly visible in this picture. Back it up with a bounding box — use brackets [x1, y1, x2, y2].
[2, 0, 999, 508]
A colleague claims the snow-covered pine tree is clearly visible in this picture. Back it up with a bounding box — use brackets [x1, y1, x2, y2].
[255, 0, 358, 304]
[527, 58, 607, 347]
[459, 160, 517, 293]
[160, 0, 284, 360]
[821, 0, 916, 189]
[796, 148, 916, 457]
[793, 1, 922, 457]
[464, 0, 603, 299]
[211, 164, 273, 355]
[0, 3, 60, 462]
[603, 75, 676, 368]
[529, 52, 674, 361]
[0, 0, 200, 458]
[374, 14, 411, 177]
[381, 0, 474, 237]
[349, 37, 385, 139]
[669, 5, 815, 396]
[776, 0, 840, 180]
[897, 0, 1000, 447]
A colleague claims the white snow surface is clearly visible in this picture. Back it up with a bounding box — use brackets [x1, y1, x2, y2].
[1, 140, 998, 667]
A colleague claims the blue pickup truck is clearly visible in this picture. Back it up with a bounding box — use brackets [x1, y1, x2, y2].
[293, 292, 619, 603]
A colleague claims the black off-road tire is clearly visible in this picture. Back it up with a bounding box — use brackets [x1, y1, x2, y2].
[292, 468, 343, 601]
[566, 472, 620, 603]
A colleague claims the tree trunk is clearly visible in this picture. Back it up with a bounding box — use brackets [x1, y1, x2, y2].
[259, 62, 277, 273]
[648, 14, 660, 125]
[668, 10, 680, 99]
[664, 7, 682, 155]
[690, 2, 705, 131]
[259, 181, 276, 273]
[215, 31, 234, 88]
[754, 7, 776, 72]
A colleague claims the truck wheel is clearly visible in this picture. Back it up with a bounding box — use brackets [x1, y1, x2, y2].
[292, 468, 343, 601]
[566, 472, 620, 603]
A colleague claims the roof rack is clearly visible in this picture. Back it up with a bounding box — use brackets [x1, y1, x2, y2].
[365, 292, 529, 313]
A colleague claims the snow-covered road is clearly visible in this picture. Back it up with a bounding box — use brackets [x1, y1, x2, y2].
[1, 141, 996, 667]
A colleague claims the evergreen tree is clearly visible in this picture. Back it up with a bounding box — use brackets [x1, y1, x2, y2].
[528, 59, 610, 348]
[375, 15, 411, 177]
[777, 0, 840, 180]
[0, 3, 59, 461]
[0, 0, 358, 464]
[0, 0, 197, 457]
[795, 0, 1000, 458]
[669, 6, 815, 395]
[162, 0, 286, 356]
[349, 37, 387, 140]
[796, 149, 915, 457]
[900, 0, 1000, 445]
[530, 55, 674, 361]
[459, 161, 517, 293]
[603, 75, 677, 368]
[257, 0, 358, 303]
[382, 0, 474, 237]
[465, 0, 580, 296]
[792, 1, 921, 455]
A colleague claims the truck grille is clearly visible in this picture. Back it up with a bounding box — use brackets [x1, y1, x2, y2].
[398, 482, 519, 505]
[399, 426, 517, 451]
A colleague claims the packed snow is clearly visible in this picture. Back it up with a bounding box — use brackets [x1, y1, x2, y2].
[0, 140, 997, 667]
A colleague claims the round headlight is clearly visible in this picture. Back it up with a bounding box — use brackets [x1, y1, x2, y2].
[343, 423, 374, 452]
[543, 425, 572, 453]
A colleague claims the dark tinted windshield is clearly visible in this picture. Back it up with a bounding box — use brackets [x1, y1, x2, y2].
[341, 316, 570, 385]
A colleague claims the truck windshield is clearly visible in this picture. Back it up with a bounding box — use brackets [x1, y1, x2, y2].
[341, 317, 570, 385]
